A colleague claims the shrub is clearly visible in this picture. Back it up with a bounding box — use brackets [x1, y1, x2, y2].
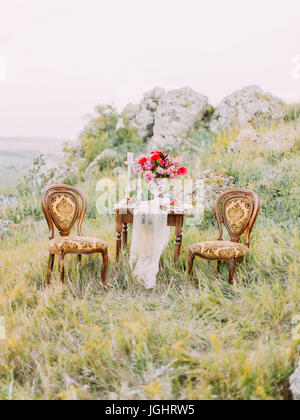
[79, 105, 144, 166]
[285, 104, 300, 122]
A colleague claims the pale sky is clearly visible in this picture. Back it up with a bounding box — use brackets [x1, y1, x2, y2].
[0, 0, 299, 140]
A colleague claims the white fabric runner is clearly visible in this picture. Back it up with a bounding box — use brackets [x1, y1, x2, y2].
[130, 200, 170, 289]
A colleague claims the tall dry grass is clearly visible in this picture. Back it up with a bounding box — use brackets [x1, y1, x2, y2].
[0, 117, 299, 400]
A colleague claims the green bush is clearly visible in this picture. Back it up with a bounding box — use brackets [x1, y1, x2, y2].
[79, 105, 144, 166]
[285, 104, 300, 122]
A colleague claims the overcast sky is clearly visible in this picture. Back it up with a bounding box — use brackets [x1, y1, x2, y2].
[0, 0, 299, 140]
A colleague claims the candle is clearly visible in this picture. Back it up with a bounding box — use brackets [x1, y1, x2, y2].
[127, 152, 134, 164]
[126, 167, 131, 199]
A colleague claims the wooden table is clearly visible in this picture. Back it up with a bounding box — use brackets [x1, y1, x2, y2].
[115, 207, 185, 263]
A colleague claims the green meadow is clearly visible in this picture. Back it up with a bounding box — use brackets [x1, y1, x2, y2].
[0, 108, 299, 400]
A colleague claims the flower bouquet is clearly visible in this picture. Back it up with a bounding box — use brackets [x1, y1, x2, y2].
[134, 150, 187, 200]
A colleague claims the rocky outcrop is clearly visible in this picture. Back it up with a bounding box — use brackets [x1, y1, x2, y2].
[0, 220, 14, 230]
[193, 169, 235, 211]
[0, 197, 17, 236]
[112, 167, 123, 175]
[290, 363, 300, 400]
[0, 220, 35, 236]
[149, 88, 209, 150]
[210, 86, 286, 132]
[229, 124, 298, 153]
[123, 87, 163, 140]
[0, 220, 14, 236]
[124, 85, 287, 149]
[87, 149, 120, 173]
[124, 87, 209, 150]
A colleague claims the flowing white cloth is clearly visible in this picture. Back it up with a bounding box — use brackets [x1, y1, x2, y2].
[130, 200, 170, 289]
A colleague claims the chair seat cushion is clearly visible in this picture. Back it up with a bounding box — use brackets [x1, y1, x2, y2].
[189, 240, 249, 259]
[49, 236, 107, 253]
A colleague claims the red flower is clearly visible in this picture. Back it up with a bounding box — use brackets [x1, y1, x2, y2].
[160, 160, 166, 166]
[139, 157, 147, 165]
[151, 153, 160, 161]
[178, 167, 187, 176]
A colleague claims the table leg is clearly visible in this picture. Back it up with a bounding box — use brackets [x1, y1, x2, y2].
[116, 211, 123, 261]
[123, 223, 128, 248]
[174, 215, 183, 263]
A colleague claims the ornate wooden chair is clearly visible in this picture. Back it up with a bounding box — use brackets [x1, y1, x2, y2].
[188, 189, 260, 284]
[42, 184, 109, 287]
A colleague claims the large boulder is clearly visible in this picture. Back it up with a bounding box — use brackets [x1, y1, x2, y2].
[124, 87, 209, 150]
[123, 87, 164, 140]
[210, 86, 287, 132]
[0, 220, 14, 230]
[0, 220, 14, 237]
[201, 170, 235, 211]
[290, 363, 300, 400]
[192, 169, 235, 212]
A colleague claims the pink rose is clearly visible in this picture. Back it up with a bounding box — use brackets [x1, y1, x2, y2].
[133, 165, 142, 174]
[157, 167, 166, 175]
[144, 171, 156, 181]
[167, 165, 176, 176]
[144, 161, 154, 170]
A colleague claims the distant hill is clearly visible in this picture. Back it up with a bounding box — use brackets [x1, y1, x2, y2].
[0, 137, 67, 189]
[0, 137, 66, 153]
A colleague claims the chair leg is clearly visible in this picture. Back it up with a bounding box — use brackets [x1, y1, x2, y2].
[77, 254, 82, 266]
[46, 253, 55, 284]
[59, 252, 65, 283]
[101, 250, 109, 288]
[229, 259, 236, 285]
[217, 260, 221, 273]
[188, 253, 195, 275]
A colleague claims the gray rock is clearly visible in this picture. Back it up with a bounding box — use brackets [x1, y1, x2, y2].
[123, 95, 157, 140]
[0, 220, 14, 231]
[194, 170, 235, 211]
[112, 166, 123, 175]
[290, 363, 300, 400]
[125, 87, 209, 150]
[210, 86, 286, 132]
[150, 87, 209, 150]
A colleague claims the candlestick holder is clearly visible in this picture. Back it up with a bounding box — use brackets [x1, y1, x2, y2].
[125, 152, 134, 200]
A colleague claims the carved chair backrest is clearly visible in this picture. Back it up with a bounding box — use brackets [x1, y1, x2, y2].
[42, 184, 87, 239]
[214, 189, 260, 247]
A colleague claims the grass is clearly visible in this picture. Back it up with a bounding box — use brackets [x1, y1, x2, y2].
[0, 117, 299, 400]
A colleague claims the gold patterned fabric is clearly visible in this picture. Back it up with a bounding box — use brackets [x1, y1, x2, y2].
[189, 241, 249, 259]
[50, 193, 78, 230]
[49, 236, 107, 253]
[224, 198, 251, 235]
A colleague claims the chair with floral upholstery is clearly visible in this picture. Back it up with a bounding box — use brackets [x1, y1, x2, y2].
[42, 184, 108, 287]
[188, 189, 260, 284]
